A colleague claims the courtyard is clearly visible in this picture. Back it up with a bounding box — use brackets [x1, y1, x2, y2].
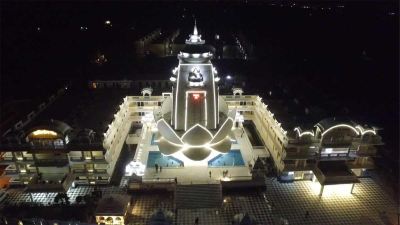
[2, 177, 397, 224]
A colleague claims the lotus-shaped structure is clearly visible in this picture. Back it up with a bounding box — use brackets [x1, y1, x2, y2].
[156, 111, 235, 161]
[153, 22, 236, 161]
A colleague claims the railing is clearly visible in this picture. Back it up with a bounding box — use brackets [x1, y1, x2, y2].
[321, 141, 352, 148]
[287, 139, 318, 145]
[220, 175, 252, 181]
[0, 143, 104, 151]
[127, 96, 164, 101]
[284, 150, 317, 159]
[142, 178, 176, 183]
[178, 179, 221, 185]
[72, 169, 108, 174]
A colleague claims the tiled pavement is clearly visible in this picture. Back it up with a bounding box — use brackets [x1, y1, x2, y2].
[5, 186, 125, 205]
[3, 178, 398, 224]
[265, 178, 397, 225]
[128, 192, 175, 225]
[177, 194, 275, 225]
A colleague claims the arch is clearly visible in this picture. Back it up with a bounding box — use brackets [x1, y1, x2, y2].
[294, 127, 314, 137]
[105, 217, 113, 224]
[355, 125, 376, 136]
[321, 124, 359, 137]
[141, 87, 153, 96]
[232, 88, 243, 96]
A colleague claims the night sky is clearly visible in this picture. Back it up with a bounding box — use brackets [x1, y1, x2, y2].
[0, 1, 399, 172]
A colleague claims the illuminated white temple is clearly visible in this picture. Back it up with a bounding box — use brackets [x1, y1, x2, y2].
[154, 23, 235, 162]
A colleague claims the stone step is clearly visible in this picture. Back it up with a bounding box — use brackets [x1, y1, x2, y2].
[175, 184, 222, 209]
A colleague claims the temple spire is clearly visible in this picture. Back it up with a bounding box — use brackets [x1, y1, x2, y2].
[193, 20, 198, 36]
[185, 19, 205, 44]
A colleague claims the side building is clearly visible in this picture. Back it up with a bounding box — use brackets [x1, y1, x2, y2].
[0, 86, 135, 190]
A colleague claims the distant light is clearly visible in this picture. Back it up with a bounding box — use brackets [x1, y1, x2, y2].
[170, 77, 176, 82]
[37, 27, 41, 31]
[215, 77, 220, 82]
[226, 75, 232, 80]
[105, 20, 111, 25]
[215, 34, 220, 40]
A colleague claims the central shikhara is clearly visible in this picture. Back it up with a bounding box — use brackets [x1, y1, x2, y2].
[155, 23, 236, 161]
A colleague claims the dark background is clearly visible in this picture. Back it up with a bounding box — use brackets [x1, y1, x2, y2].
[0, 1, 398, 186]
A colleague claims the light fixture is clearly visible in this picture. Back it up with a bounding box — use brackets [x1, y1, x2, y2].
[32, 130, 57, 136]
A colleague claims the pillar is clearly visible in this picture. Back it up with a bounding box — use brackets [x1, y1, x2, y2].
[319, 185, 324, 198]
[30, 193, 34, 202]
[32, 153, 40, 175]
[350, 183, 355, 194]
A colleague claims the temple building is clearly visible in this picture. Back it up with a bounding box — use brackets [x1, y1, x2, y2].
[0, 23, 383, 199]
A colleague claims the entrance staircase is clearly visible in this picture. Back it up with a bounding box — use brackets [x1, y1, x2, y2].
[175, 183, 222, 209]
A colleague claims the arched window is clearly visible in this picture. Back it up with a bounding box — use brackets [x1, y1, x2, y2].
[105, 217, 113, 224]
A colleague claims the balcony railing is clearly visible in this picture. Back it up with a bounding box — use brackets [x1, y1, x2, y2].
[72, 169, 108, 174]
[0, 143, 104, 152]
[69, 156, 106, 162]
[284, 149, 317, 160]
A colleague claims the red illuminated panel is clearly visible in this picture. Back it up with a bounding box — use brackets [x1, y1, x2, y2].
[193, 94, 200, 100]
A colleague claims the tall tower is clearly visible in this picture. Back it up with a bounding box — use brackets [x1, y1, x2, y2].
[157, 22, 233, 161]
[171, 22, 218, 131]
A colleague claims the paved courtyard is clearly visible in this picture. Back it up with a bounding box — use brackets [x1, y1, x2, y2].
[3, 177, 397, 225]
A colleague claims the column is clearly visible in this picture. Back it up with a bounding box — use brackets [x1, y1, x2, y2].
[319, 185, 324, 198]
[350, 183, 355, 194]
